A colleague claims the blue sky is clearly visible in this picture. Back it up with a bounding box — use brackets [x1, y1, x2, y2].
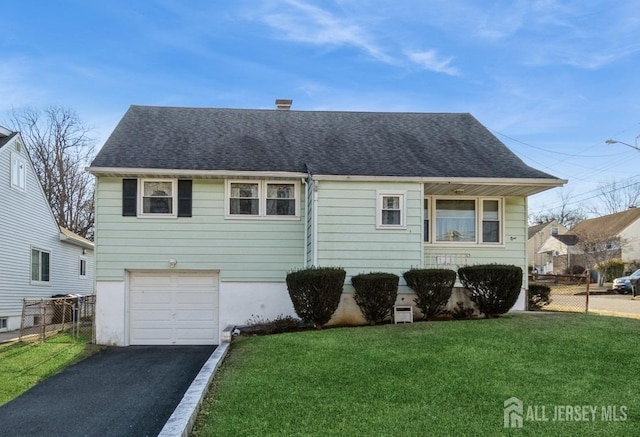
[2, 0, 640, 217]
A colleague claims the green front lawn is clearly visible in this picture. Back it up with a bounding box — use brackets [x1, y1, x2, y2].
[193, 313, 639, 436]
[0, 333, 99, 406]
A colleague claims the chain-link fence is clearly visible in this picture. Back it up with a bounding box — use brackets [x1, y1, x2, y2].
[528, 273, 590, 313]
[20, 294, 95, 343]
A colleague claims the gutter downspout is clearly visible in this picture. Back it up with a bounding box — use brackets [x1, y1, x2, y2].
[313, 179, 319, 266]
[301, 177, 308, 267]
[304, 164, 318, 267]
[524, 196, 529, 310]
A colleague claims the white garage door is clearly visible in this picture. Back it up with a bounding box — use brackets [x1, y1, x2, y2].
[129, 271, 219, 345]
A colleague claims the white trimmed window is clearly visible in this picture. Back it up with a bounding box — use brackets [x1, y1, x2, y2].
[266, 183, 296, 216]
[481, 199, 501, 243]
[426, 197, 503, 244]
[140, 179, 176, 217]
[376, 191, 406, 229]
[31, 248, 51, 283]
[0, 318, 7, 330]
[11, 153, 26, 190]
[226, 180, 299, 218]
[229, 182, 260, 215]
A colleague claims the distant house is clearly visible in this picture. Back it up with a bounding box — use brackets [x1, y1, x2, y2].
[528, 220, 568, 273]
[535, 208, 640, 274]
[536, 234, 581, 274]
[0, 126, 95, 332]
[88, 105, 565, 346]
[571, 208, 640, 264]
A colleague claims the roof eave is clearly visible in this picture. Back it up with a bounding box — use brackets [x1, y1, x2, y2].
[59, 233, 94, 250]
[86, 167, 308, 179]
[314, 175, 566, 196]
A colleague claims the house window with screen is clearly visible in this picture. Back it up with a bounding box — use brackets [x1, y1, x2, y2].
[31, 248, 50, 283]
[227, 180, 299, 218]
[229, 182, 260, 215]
[481, 199, 501, 243]
[376, 191, 406, 229]
[266, 183, 296, 216]
[141, 180, 174, 215]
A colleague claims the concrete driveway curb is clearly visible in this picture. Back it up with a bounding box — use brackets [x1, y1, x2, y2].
[158, 327, 233, 437]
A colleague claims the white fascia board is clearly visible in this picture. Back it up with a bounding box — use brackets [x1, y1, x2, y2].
[59, 232, 95, 250]
[86, 167, 308, 179]
[313, 174, 567, 186]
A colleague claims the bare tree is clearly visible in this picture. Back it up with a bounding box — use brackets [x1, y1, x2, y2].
[589, 179, 640, 216]
[573, 229, 625, 286]
[529, 189, 587, 229]
[8, 106, 95, 240]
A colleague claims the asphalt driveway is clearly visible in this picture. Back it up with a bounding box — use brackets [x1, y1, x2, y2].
[0, 345, 216, 437]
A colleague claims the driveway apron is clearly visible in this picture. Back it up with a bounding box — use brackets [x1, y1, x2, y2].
[0, 345, 216, 437]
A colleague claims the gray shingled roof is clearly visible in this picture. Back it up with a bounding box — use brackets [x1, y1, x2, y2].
[570, 208, 640, 236]
[0, 132, 17, 149]
[553, 234, 579, 246]
[91, 105, 558, 179]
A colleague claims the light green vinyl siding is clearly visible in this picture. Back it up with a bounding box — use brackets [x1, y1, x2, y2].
[95, 178, 305, 282]
[315, 181, 423, 279]
[96, 177, 529, 287]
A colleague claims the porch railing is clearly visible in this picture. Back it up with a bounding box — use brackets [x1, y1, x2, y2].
[424, 253, 471, 271]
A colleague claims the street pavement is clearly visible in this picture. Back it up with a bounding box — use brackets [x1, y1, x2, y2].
[0, 345, 216, 437]
[588, 294, 640, 317]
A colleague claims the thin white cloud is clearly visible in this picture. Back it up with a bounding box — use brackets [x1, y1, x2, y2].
[561, 44, 640, 69]
[252, 0, 466, 76]
[406, 50, 460, 76]
[257, 0, 394, 64]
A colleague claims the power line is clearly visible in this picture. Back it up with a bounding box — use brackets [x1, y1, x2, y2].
[489, 128, 629, 158]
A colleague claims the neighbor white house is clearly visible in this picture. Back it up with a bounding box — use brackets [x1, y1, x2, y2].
[0, 126, 95, 332]
[88, 104, 565, 346]
[536, 208, 640, 274]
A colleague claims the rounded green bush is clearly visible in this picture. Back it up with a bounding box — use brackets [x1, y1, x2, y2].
[351, 272, 399, 325]
[403, 269, 456, 320]
[458, 264, 522, 318]
[286, 267, 346, 328]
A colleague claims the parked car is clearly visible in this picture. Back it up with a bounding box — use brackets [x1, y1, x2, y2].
[612, 269, 640, 294]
